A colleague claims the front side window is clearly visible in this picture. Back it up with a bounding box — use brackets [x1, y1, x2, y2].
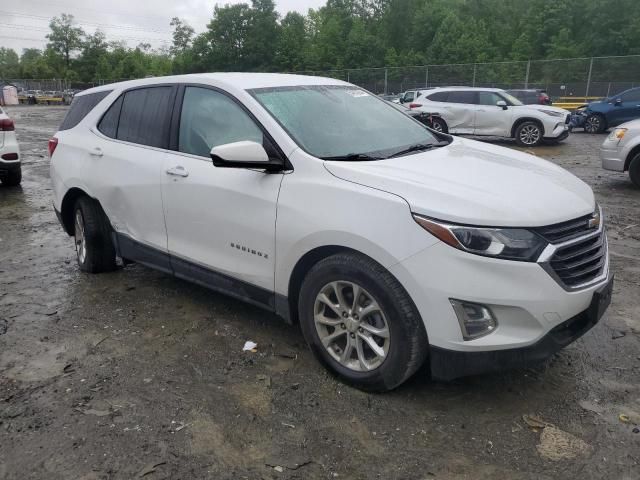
[620, 89, 640, 103]
[403, 91, 415, 102]
[499, 92, 524, 106]
[427, 91, 449, 102]
[117, 87, 174, 148]
[178, 87, 263, 157]
[251, 85, 439, 159]
[478, 91, 504, 106]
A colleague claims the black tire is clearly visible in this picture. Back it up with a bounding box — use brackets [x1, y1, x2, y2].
[629, 154, 640, 188]
[430, 116, 448, 134]
[298, 252, 428, 392]
[584, 113, 606, 134]
[515, 120, 543, 147]
[73, 197, 117, 273]
[1, 168, 21, 186]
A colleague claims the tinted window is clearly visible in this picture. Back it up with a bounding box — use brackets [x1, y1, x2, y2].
[178, 87, 263, 157]
[447, 91, 477, 104]
[620, 89, 640, 103]
[117, 87, 174, 148]
[427, 91, 449, 102]
[478, 91, 504, 106]
[97, 95, 123, 139]
[403, 91, 415, 102]
[59, 90, 111, 130]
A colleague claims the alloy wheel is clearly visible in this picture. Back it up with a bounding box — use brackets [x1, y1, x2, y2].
[519, 124, 541, 145]
[313, 281, 390, 372]
[585, 116, 601, 133]
[74, 210, 87, 264]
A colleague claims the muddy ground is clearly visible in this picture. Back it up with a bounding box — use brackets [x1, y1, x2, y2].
[0, 105, 639, 480]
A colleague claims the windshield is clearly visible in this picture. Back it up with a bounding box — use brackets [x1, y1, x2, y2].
[501, 92, 524, 106]
[250, 85, 440, 159]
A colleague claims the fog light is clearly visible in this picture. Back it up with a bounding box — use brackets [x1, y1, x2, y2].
[450, 299, 497, 340]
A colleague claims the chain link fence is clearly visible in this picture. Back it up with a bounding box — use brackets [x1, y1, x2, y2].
[292, 55, 640, 99]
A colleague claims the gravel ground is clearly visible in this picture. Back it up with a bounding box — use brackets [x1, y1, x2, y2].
[1, 105, 639, 480]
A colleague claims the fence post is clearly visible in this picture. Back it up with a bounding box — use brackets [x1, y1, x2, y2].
[524, 60, 530, 88]
[585, 57, 594, 97]
[425, 67, 429, 88]
[606, 82, 611, 97]
[472, 64, 477, 87]
[384, 68, 388, 95]
[347, 70, 350, 83]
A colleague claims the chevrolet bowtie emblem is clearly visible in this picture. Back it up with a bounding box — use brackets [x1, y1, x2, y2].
[588, 211, 600, 229]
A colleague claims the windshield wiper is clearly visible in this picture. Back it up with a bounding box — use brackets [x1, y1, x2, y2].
[321, 153, 383, 161]
[387, 141, 448, 159]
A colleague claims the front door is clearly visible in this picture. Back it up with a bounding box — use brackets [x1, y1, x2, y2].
[474, 91, 514, 136]
[609, 89, 640, 126]
[161, 86, 284, 292]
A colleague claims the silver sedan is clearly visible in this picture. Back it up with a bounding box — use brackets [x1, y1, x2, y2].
[600, 118, 640, 187]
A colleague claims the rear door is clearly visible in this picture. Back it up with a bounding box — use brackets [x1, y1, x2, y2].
[439, 90, 476, 134]
[161, 85, 284, 292]
[474, 91, 514, 136]
[90, 85, 177, 268]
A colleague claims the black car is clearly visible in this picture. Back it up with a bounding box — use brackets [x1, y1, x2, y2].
[506, 89, 552, 105]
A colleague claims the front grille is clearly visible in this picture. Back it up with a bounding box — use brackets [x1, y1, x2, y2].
[565, 114, 571, 124]
[534, 213, 595, 243]
[548, 231, 607, 288]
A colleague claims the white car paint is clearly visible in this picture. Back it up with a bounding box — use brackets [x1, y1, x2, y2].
[414, 87, 570, 142]
[600, 118, 640, 172]
[50, 73, 609, 375]
[0, 107, 20, 171]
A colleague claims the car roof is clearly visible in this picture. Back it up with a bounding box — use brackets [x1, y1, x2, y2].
[426, 86, 506, 93]
[76, 73, 350, 97]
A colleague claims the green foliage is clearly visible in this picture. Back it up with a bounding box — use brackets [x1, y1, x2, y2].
[2, 0, 639, 83]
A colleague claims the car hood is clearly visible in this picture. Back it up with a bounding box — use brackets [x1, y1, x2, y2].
[324, 137, 595, 227]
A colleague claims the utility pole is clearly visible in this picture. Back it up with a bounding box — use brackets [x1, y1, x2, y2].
[524, 60, 531, 88]
[585, 57, 594, 97]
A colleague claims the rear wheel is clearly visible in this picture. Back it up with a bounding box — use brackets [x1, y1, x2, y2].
[73, 197, 117, 273]
[515, 121, 543, 147]
[1, 167, 21, 186]
[430, 116, 448, 133]
[584, 114, 606, 134]
[629, 153, 640, 188]
[298, 252, 428, 392]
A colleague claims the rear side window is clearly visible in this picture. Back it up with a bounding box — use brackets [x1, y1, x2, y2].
[447, 91, 477, 104]
[59, 90, 111, 131]
[98, 95, 123, 139]
[116, 87, 175, 148]
[427, 91, 449, 102]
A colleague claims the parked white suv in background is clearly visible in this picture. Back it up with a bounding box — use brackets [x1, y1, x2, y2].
[0, 106, 21, 186]
[413, 87, 570, 146]
[50, 74, 612, 391]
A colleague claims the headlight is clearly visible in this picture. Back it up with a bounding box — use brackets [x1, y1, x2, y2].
[413, 215, 548, 261]
[540, 109, 564, 117]
[608, 128, 627, 141]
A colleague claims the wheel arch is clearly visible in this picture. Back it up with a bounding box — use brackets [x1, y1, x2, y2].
[624, 143, 640, 171]
[511, 117, 545, 138]
[60, 187, 90, 235]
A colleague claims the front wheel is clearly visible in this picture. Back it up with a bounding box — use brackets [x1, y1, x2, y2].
[298, 252, 428, 392]
[73, 197, 117, 273]
[584, 114, 606, 134]
[515, 121, 543, 147]
[430, 116, 448, 133]
[629, 153, 640, 188]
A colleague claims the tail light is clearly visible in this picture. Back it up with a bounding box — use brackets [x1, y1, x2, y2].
[409, 103, 422, 109]
[0, 118, 15, 131]
[48, 137, 59, 157]
[1, 153, 18, 160]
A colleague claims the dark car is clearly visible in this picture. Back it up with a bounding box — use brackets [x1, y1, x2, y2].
[506, 89, 552, 105]
[583, 87, 640, 133]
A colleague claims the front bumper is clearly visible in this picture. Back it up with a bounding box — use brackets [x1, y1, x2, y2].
[430, 275, 613, 380]
[600, 142, 625, 172]
[545, 123, 569, 139]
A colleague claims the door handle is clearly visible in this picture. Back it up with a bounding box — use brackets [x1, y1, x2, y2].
[166, 166, 189, 177]
[89, 147, 103, 157]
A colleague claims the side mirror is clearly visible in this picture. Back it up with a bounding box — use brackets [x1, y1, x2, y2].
[496, 100, 508, 110]
[210, 141, 282, 171]
[614, 98, 622, 106]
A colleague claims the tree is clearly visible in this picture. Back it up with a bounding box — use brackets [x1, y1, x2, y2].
[170, 17, 195, 55]
[0, 48, 20, 78]
[46, 14, 85, 70]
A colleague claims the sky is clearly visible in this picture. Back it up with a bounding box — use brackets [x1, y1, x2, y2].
[0, 0, 327, 54]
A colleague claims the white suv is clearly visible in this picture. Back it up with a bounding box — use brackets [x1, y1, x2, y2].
[50, 74, 612, 391]
[0, 106, 21, 186]
[413, 87, 570, 146]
